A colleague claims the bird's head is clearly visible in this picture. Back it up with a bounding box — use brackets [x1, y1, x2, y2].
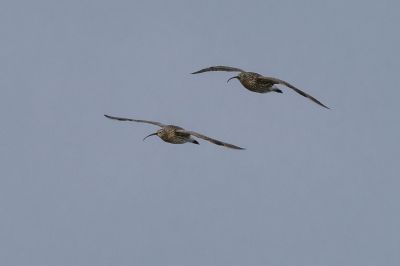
[227, 72, 245, 83]
[143, 129, 163, 141]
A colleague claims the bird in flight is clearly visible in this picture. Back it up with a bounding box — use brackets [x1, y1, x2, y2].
[104, 114, 245, 150]
[192, 65, 329, 109]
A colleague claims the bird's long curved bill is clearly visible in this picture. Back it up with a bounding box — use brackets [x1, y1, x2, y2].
[227, 76, 239, 83]
[143, 132, 157, 141]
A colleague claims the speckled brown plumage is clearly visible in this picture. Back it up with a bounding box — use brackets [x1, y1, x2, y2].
[104, 114, 244, 150]
[192, 65, 329, 109]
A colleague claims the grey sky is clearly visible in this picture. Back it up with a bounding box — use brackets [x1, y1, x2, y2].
[1, 0, 399, 265]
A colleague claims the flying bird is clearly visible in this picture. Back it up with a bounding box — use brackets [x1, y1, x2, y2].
[104, 114, 244, 150]
[192, 65, 329, 109]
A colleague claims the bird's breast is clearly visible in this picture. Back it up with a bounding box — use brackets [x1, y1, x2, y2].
[159, 129, 189, 144]
[241, 78, 273, 93]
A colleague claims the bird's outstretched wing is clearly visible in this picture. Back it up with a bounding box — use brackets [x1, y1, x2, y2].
[104, 114, 166, 127]
[256, 76, 330, 109]
[177, 129, 245, 150]
[191, 65, 244, 74]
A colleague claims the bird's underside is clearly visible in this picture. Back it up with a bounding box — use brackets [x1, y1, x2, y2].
[192, 65, 329, 109]
[104, 114, 244, 150]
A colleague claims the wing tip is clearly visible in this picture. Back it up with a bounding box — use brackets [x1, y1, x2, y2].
[227, 145, 246, 150]
[191, 70, 203, 74]
[319, 103, 330, 109]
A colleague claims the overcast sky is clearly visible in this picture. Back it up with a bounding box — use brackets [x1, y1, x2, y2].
[1, 0, 399, 265]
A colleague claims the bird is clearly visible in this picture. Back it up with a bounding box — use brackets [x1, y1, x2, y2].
[104, 114, 245, 150]
[192, 65, 329, 109]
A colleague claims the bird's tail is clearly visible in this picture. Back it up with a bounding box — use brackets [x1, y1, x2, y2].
[190, 138, 199, 145]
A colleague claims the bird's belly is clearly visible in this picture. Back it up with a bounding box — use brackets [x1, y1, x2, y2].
[241, 80, 273, 93]
[161, 135, 188, 144]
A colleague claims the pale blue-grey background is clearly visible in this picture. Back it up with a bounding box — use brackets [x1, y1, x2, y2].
[1, 0, 399, 265]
